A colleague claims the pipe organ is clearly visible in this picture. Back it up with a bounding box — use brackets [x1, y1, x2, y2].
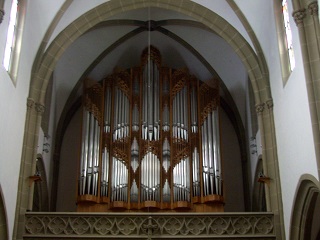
[78, 46, 224, 212]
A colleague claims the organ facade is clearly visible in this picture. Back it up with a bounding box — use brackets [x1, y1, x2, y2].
[77, 46, 223, 212]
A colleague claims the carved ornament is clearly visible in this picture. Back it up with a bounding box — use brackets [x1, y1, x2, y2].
[27, 98, 35, 109]
[255, 103, 265, 114]
[35, 103, 45, 114]
[308, 2, 318, 16]
[292, 9, 306, 25]
[266, 99, 274, 110]
[0, 9, 4, 24]
[25, 212, 275, 238]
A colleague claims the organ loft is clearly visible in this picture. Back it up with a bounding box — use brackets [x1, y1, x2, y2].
[77, 46, 224, 212]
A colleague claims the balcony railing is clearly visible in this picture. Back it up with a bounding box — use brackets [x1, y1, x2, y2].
[24, 212, 275, 239]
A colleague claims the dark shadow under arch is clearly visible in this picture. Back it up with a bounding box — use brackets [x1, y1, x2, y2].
[252, 157, 266, 212]
[290, 175, 320, 240]
[33, 155, 49, 212]
[0, 186, 8, 240]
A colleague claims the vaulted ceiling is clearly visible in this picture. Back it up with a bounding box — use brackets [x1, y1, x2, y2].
[50, 2, 252, 133]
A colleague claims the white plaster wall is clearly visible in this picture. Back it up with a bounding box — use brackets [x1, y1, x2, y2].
[0, 1, 61, 238]
[235, 0, 318, 238]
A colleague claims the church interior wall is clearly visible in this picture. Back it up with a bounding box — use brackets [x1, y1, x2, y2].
[0, 0, 319, 238]
[231, 0, 319, 237]
[0, 1, 64, 238]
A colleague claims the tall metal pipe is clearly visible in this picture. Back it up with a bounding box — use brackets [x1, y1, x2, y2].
[212, 109, 221, 195]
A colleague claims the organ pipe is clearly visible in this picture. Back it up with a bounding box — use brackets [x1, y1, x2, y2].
[78, 47, 222, 211]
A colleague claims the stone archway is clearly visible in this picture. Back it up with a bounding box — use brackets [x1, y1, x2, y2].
[0, 187, 8, 240]
[290, 175, 320, 240]
[13, 1, 284, 239]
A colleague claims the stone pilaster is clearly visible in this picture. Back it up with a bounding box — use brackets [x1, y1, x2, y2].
[13, 98, 45, 240]
[0, 9, 4, 24]
[292, 1, 320, 180]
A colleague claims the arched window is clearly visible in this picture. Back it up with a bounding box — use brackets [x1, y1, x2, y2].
[274, 0, 296, 85]
[3, 0, 18, 71]
[282, 0, 295, 71]
[3, 0, 25, 82]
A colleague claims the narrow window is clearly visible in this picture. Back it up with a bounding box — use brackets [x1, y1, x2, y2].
[3, 0, 18, 72]
[282, 0, 295, 71]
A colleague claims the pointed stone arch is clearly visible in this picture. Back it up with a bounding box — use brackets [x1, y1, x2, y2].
[0, 186, 8, 240]
[14, 1, 284, 239]
[290, 174, 320, 240]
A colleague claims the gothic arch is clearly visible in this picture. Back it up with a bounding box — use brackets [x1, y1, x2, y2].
[290, 174, 320, 240]
[0, 186, 8, 240]
[14, 1, 284, 239]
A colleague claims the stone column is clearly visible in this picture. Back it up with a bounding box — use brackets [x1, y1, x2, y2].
[0, 0, 4, 24]
[256, 98, 285, 240]
[255, 102, 270, 212]
[13, 98, 45, 240]
[293, 3, 320, 178]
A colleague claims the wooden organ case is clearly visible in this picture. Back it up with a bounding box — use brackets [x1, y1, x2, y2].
[77, 46, 224, 212]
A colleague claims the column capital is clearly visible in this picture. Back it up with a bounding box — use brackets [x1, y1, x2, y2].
[255, 103, 265, 115]
[27, 98, 35, 109]
[266, 99, 274, 110]
[0, 9, 4, 24]
[35, 103, 45, 114]
[27, 98, 45, 114]
[292, 8, 306, 26]
[308, 2, 318, 16]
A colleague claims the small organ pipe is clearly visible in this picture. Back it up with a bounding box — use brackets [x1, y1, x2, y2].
[104, 87, 111, 133]
[113, 90, 118, 140]
[207, 113, 214, 195]
[87, 113, 95, 195]
[80, 110, 90, 195]
[212, 110, 221, 195]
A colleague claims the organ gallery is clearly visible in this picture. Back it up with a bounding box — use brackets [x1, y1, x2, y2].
[77, 46, 223, 212]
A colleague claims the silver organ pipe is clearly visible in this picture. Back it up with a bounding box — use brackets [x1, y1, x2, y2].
[162, 137, 170, 172]
[130, 179, 138, 202]
[212, 109, 222, 195]
[132, 103, 139, 132]
[131, 137, 139, 172]
[192, 147, 200, 196]
[78, 47, 222, 211]
[142, 59, 160, 141]
[79, 82, 103, 198]
[104, 85, 112, 133]
[140, 152, 160, 202]
[173, 157, 190, 202]
[111, 158, 128, 201]
[191, 87, 198, 133]
[101, 146, 109, 197]
[79, 110, 90, 195]
[201, 107, 221, 196]
[162, 103, 169, 132]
